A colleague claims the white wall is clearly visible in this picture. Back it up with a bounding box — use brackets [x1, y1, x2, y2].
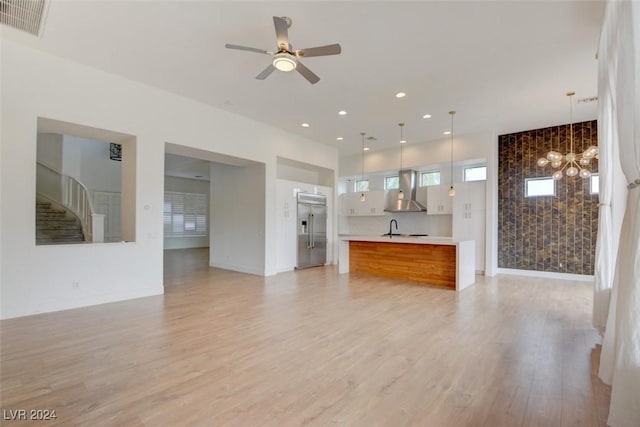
[68, 136, 122, 196]
[277, 163, 321, 184]
[339, 131, 492, 177]
[339, 213, 453, 238]
[36, 133, 64, 169]
[209, 162, 266, 275]
[341, 163, 480, 193]
[0, 40, 338, 319]
[164, 176, 210, 250]
[276, 157, 335, 187]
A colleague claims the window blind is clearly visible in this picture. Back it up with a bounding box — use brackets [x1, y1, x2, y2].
[164, 191, 207, 237]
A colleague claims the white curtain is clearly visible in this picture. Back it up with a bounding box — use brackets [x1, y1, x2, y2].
[592, 3, 624, 332]
[597, 1, 640, 426]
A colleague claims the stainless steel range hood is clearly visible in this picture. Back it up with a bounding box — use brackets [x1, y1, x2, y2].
[384, 170, 427, 212]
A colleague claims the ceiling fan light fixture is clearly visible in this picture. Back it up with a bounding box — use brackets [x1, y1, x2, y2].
[273, 53, 297, 72]
[226, 16, 341, 84]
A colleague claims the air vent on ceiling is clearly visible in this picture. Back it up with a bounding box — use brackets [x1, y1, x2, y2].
[0, 0, 46, 36]
[577, 96, 598, 104]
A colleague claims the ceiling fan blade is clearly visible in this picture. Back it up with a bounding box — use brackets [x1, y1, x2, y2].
[295, 61, 320, 84]
[273, 16, 290, 49]
[256, 64, 276, 80]
[295, 44, 342, 58]
[225, 44, 270, 55]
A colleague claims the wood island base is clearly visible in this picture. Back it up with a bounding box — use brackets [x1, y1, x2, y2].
[339, 235, 475, 291]
[349, 241, 456, 289]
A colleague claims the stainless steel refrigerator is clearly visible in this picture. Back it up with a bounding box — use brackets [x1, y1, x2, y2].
[296, 192, 327, 269]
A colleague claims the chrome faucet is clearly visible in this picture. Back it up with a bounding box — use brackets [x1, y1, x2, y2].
[389, 219, 398, 238]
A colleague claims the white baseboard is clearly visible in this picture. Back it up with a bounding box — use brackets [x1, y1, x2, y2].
[276, 261, 335, 275]
[497, 268, 594, 282]
[210, 262, 264, 276]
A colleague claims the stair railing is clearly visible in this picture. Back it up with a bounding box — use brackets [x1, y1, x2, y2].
[36, 161, 103, 242]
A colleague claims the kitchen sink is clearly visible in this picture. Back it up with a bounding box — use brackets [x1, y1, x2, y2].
[380, 233, 429, 237]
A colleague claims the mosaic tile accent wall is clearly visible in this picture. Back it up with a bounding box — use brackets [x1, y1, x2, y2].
[498, 120, 599, 274]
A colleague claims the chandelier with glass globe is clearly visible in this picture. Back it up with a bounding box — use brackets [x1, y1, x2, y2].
[537, 91, 597, 180]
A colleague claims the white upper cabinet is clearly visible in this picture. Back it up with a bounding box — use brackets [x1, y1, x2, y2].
[341, 191, 387, 216]
[426, 185, 453, 215]
[452, 180, 486, 212]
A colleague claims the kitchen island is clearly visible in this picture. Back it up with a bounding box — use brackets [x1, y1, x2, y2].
[339, 235, 475, 290]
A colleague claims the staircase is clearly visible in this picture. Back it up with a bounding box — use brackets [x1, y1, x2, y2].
[36, 200, 85, 245]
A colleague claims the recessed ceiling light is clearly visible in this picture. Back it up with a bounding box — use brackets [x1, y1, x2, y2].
[338, 110, 347, 116]
[395, 92, 406, 98]
[363, 147, 370, 151]
[336, 137, 343, 141]
[301, 123, 310, 127]
[443, 131, 451, 135]
[423, 114, 432, 119]
[400, 140, 407, 144]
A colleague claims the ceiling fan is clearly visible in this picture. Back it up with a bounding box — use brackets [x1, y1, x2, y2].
[225, 16, 342, 84]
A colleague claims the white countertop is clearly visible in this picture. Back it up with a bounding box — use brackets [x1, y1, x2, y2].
[339, 234, 471, 246]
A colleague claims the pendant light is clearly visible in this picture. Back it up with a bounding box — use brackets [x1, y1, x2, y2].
[448, 111, 456, 197]
[537, 91, 597, 179]
[360, 132, 366, 202]
[398, 123, 406, 200]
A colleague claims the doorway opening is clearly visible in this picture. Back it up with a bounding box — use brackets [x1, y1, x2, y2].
[163, 143, 264, 286]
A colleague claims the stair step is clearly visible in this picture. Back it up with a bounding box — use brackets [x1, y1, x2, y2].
[36, 212, 68, 218]
[35, 200, 85, 243]
[36, 207, 66, 212]
[36, 228, 83, 236]
[36, 224, 78, 229]
[37, 232, 84, 239]
[36, 219, 78, 226]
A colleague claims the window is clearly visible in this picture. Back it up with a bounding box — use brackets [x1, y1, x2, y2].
[164, 191, 207, 237]
[525, 177, 555, 197]
[355, 179, 369, 192]
[420, 171, 441, 187]
[464, 166, 487, 182]
[590, 174, 599, 195]
[385, 176, 399, 190]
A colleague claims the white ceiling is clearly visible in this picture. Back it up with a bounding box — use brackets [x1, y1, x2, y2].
[165, 154, 211, 181]
[3, 1, 605, 156]
[164, 143, 259, 181]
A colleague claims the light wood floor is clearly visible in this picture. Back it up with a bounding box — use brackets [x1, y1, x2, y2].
[1, 248, 611, 426]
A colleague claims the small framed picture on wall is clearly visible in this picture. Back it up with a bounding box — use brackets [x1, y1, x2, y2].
[109, 143, 122, 161]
